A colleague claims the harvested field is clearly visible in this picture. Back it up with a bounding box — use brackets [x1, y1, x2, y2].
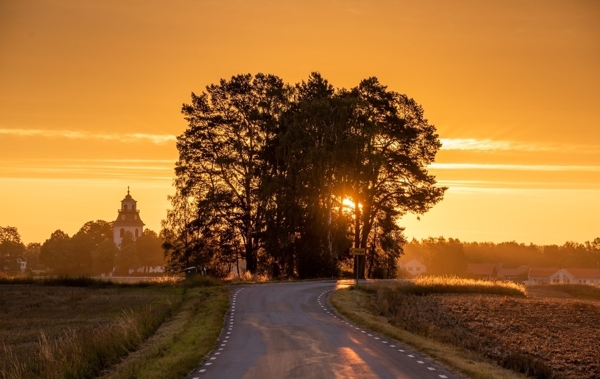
[0, 284, 183, 379]
[373, 284, 600, 379]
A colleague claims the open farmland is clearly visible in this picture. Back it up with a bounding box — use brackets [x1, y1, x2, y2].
[367, 281, 600, 379]
[0, 278, 228, 379]
[0, 283, 181, 378]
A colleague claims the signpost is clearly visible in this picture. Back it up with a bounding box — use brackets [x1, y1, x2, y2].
[350, 248, 366, 287]
[350, 248, 366, 256]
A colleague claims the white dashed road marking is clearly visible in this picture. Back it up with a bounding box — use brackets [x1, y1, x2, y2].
[318, 288, 456, 379]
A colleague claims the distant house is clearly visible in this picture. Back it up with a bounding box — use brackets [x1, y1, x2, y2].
[497, 265, 529, 281]
[528, 267, 561, 284]
[17, 257, 26, 271]
[528, 267, 600, 285]
[467, 263, 498, 280]
[398, 258, 427, 277]
[551, 268, 600, 284]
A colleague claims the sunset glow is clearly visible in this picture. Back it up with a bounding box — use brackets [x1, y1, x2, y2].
[1, 0, 598, 245]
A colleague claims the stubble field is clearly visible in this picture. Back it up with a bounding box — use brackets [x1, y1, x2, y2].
[370, 281, 600, 379]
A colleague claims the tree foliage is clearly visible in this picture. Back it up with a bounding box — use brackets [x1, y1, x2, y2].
[403, 237, 600, 275]
[164, 72, 446, 278]
[0, 226, 25, 272]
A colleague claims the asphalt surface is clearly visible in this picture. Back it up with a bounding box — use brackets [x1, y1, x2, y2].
[187, 281, 461, 379]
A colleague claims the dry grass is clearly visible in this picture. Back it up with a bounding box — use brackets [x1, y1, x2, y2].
[358, 276, 526, 297]
[0, 274, 230, 379]
[0, 284, 182, 379]
[225, 271, 271, 284]
[98, 286, 229, 379]
[0, 276, 229, 379]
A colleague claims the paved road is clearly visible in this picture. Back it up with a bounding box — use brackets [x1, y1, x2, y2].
[187, 281, 461, 379]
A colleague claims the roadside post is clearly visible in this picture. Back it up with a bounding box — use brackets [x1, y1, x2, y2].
[350, 248, 366, 288]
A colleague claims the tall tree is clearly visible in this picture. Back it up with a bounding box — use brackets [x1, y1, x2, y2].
[114, 231, 139, 275]
[0, 226, 25, 272]
[345, 78, 446, 277]
[168, 73, 289, 274]
[272, 73, 356, 278]
[39, 230, 74, 274]
[91, 239, 117, 275]
[135, 229, 164, 271]
[23, 242, 41, 271]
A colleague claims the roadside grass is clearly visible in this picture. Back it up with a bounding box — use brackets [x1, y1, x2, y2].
[0, 276, 229, 379]
[330, 288, 526, 379]
[98, 286, 229, 379]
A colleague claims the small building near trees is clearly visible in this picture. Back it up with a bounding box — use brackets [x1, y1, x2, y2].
[398, 257, 427, 277]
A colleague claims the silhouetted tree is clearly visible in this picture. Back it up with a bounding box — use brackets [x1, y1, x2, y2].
[91, 239, 117, 275]
[0, 226, 25, 272]
[167, 73, 289, 274]
[39, 230, 74, 274]
[135, 229, 164, 272]
[114, 231, 139, 275]
[23, 243, 41, 271]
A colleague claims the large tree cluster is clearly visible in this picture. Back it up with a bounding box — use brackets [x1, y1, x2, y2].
[163, 73, 446, 279]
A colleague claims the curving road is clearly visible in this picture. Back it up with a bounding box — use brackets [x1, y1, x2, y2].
[187, 281, 461, 379]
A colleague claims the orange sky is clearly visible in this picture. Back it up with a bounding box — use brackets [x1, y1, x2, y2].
[1, 0, 599, 245]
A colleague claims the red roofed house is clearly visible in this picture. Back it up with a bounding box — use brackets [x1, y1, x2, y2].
[467, 263, 498, 280]
[528, 267, 560, 284]
[497, 265, 529, 281]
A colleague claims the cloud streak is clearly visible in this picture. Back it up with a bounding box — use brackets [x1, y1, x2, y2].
[0, 129, 176, 144]
[440, 138, 600, 154]
[429, 163, 600, 172]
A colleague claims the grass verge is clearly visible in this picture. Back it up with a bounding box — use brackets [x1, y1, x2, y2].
[330, 287, 528, 379]
[98, 286, 229, 379]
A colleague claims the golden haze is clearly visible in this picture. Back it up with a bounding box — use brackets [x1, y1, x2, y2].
[0, 0, 599, 244]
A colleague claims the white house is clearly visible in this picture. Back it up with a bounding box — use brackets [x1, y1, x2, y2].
[17, 257, 26, 271]
[550, 268, 600, 284]
[528, 267, 600, 285]
[399, 258, 427, 277]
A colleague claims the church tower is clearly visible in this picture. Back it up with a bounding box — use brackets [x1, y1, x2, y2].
[113, 187, 145, 247]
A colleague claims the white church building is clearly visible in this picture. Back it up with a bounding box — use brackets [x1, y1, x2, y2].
[113, 187, 145, 246]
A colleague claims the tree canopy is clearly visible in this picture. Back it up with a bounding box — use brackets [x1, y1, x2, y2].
[0, 226, 25, 272]
[163, 72, 446, 278]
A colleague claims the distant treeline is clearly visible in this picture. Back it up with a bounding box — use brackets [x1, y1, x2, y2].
[0, 222, 163, 276]
[403, 237, 600, 276]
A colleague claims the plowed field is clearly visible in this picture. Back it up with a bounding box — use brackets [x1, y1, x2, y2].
[382, 293, 600, 379]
